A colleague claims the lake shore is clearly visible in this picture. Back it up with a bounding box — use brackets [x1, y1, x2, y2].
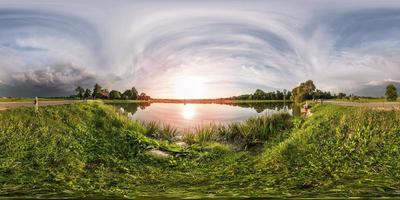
[1, 102, 400, 198]
[103, 99, 293, 104]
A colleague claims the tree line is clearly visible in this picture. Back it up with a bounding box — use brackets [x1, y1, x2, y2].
[74, 84, 151, 100]
[233, 89, 292, 101]
[233, 80, 342, 102]
[290, 80, 398, 102]
[74, 80, 398, 102]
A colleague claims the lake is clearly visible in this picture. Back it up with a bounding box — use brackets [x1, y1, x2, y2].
[109, 102, 297, 130]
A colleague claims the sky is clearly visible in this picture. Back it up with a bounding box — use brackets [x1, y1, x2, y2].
[0, 0, 400, 98]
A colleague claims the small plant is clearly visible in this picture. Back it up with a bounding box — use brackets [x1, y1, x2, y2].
[143, 121, 179, 142]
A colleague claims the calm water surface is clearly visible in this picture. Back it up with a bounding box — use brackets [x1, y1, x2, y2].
[109, 102, 296, 130]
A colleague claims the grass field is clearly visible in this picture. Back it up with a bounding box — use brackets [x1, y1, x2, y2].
[0, 102, 399, 198]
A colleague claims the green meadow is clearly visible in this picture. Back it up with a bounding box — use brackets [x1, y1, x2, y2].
[0, 102, 400, 198]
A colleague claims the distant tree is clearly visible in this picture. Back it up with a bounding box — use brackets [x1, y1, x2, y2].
[122, 89, 133, 100]
[138, 92, 151, 101]
[338, 92, 346, 99]
[92, 83, 102, 99]
[131, 87, 138, 100]
[253, 89, 266, 100]
[75, 86, 85, 99]
[100, 89, 109, 99]
[109, 90, 122, 99]
[285, 91, 292, 100]
[276, 90, 283, 100]
[385, 84, 398, 101]
[83, 89, 92, 99]
[313, 89, 323, 100]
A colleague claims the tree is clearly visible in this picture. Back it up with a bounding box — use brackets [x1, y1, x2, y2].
[131, 87, 138, 100]
[338, 92, 346, 99]
[253, 89, 266, 100]
[109, 90, 122, 99]
[292, 80, 316, 103]
[83, 89, 92, 99]
[385, 84, 398, 101]
[100, 89, 109, 99]
[285, 91, 292, 101]
[92, 83, 102, 99]
[122, 90, 133, 100]
[75, 86, 84, 99]
[138, 92, 151, 101]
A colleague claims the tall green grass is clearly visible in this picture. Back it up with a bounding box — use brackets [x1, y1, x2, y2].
[184, 113, 293, 149]
[0, 102, 181, 197]
[1, 102, 400, 198]
[143, 121, 179, 142]
[256, 104, 400, 196]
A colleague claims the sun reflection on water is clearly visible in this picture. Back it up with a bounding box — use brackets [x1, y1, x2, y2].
[182, 104, 195, 119]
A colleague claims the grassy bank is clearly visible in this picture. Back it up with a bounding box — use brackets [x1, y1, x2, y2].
[1, 102, 400, 198]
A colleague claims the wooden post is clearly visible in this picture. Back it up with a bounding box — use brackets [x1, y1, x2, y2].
[34, 97, 39, 112]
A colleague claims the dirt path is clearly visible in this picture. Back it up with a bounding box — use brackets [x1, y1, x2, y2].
[0, 100, 82, 111]
[325, 101, 400, 109]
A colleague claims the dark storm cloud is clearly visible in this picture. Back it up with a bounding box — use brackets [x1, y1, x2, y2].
[0, 64, 97, 97]
[356, 81, 400, 97]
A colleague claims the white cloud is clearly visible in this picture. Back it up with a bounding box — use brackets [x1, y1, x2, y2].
[1, 0, 400, 97]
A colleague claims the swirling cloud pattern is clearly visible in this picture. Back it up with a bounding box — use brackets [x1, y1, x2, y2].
[0, 0, 399, 97]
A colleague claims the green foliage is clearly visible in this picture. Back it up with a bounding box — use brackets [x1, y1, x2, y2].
[75, 86, 85, 99]
[131, 87, 138, 100]
[1, 102, 400, 198]
[109, 90, 122, 99]
[74, 85, 143, 100]
[337, 92, 347, 99]
[83, 89, 92, 99]
[258, 104, 400, 196]
[385, 84, 398, 101]
[292, 80, 316, 103]
[121, 87, 140, 100]
[235, 89, 291, 101]
[0, 102, 175, 197]
[92, 83, 102, 99]
[183, 113, 292, 149]
[122, 89, 133, 100]
[143, 121, 179, 142]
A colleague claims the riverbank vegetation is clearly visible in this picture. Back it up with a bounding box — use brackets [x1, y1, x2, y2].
[1, 101, 400, 198]
[74, 84, 151, 100]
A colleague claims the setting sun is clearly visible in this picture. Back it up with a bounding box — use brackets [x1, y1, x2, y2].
[181, 104, 196, 119]
[174, 76, 205, 99]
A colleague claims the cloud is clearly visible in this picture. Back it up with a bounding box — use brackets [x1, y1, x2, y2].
[0, 1, 400, 97]
[366, 79, 400, 86]
[0, 63, 97, 97]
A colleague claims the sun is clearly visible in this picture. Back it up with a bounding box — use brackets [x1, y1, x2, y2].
[181, 104, 196, 119]
[174, 76, 205, 99]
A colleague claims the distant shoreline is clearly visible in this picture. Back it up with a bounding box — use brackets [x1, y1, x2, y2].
[102, 99, 293, 104]
[0, 97, 292, 104]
